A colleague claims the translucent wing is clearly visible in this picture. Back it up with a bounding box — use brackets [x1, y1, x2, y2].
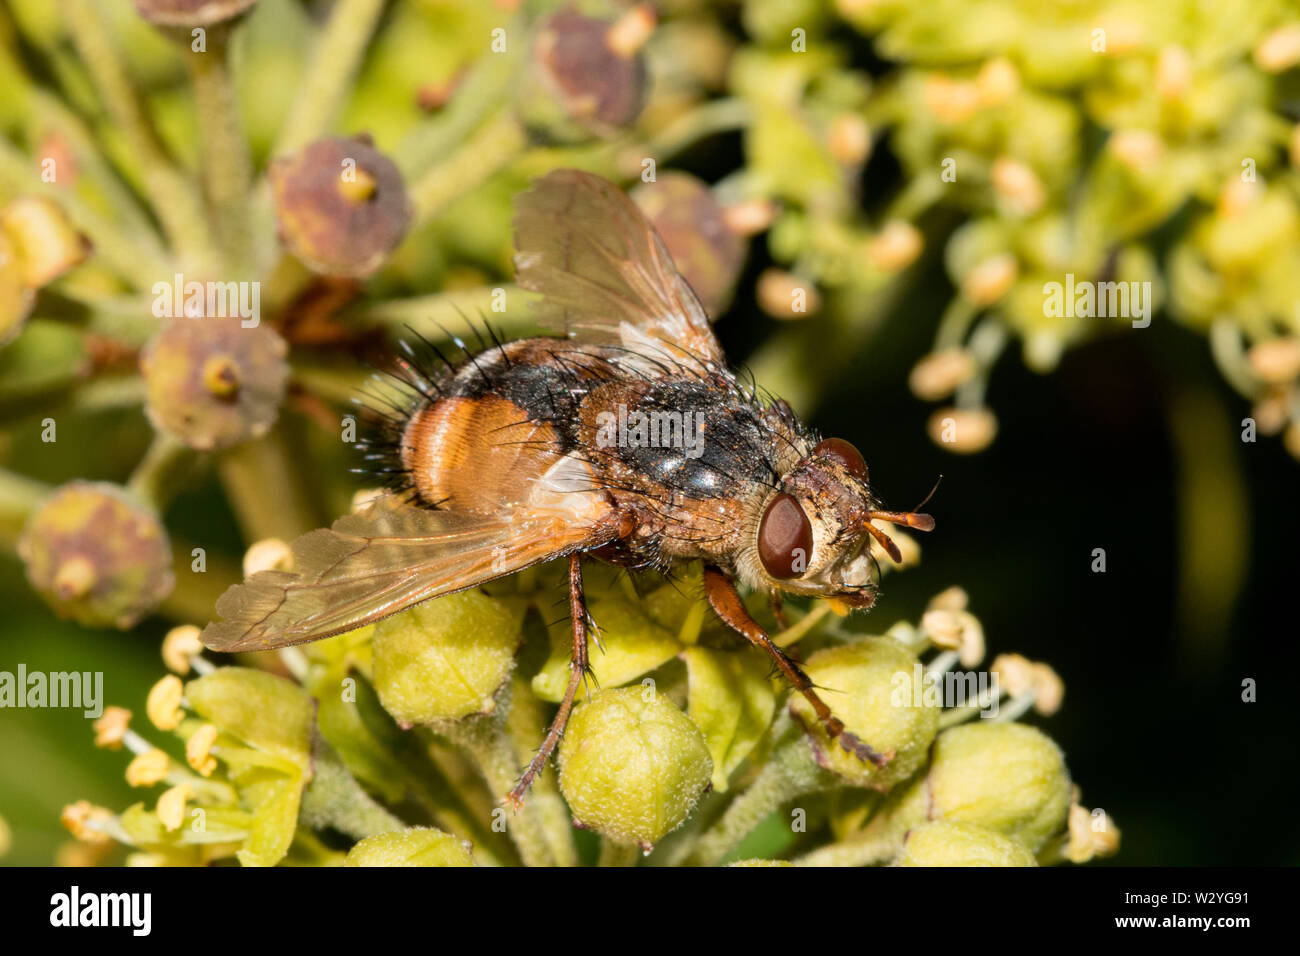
[200, 495, 608, 652]
[513, 168, 726, 368]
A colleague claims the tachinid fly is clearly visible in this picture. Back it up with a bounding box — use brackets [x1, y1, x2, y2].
[200, 169, 935, 806]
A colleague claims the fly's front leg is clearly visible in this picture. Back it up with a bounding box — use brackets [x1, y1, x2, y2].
[702, 565, 891, 768]
[507, 552, 590, 809]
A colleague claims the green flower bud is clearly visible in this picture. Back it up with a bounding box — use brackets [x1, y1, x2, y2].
[19, 482, 173, 629]
[789, 637, 940, 790]
[269, 135, 412, 278]
[632, 173, 745, 318]
[516, 5, 651, 144]
[371, 590, 525, 724]
[131, 0, 258, 28]
[345, 828, 474, 867]
[559, 687, 712, 850]
[729, 859, 795, 867]
[140, 317, 290, 451]
[1, 196, 90, 288]
[922, 722, 1071, 851]
[0, 231, 34, 346]
[895, 821, 1038, 867]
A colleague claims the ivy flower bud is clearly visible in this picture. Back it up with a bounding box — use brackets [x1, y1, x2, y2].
[923, 722, 1071, 851]
[18, 482, 173, 629]
[132, 0, 259, 28]
[558, 687, 712, 850]
[1, 196, 90, 287]
[125, 748, 171, 787]
[345, 828, 474, 867]
[517, 5, 651, 143]
[371, 590, 525, 724]
[162, 625, 204, 674]
[790, 637, 940, 790]
[269, 135, 412, 278]
[141, 317, 290, 451]
[147, 675, 185, 731]
[895, 821, 1037, 867]
[632, 173, 745, 317]
[93, 706, 132, 749]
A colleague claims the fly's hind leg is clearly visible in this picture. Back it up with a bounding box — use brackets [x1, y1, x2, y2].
[702, 565, 891, 767]
[507, 552, 590, 809]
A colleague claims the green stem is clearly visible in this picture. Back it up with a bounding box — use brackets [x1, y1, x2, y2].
[345, 284, 542, 334]
[273, 0, 389, 157]
[126, 433, 193, 514]
[792, 814, 900, 867]
[684, 738, 834, 866]
[0, 468, 48, 547]
[58, 0, 218, 272]
[185, 26, 254, 269]
[437, 713, 556, 868]
[598, 838, 640, 867]
[217, 428, 321, 543]
[410, 111, 528, 224]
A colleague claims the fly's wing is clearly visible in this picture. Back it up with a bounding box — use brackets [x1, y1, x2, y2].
[512, 168, 727, 369]
[200, 495, 606, 652]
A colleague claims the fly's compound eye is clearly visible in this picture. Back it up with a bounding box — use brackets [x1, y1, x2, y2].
[814, 437, 867, 481]
[758, 492, 813, 579]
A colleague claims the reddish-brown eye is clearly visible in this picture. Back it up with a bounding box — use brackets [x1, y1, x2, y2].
[757, 493, 813, 579]
[814, 437, 867, 480]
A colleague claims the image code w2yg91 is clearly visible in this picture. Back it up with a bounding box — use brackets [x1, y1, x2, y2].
[0, 0, 1292, 930]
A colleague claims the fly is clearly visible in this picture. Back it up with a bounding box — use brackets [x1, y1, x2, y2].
[200, 169, 935, 807]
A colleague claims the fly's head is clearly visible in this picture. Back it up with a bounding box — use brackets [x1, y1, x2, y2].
[737, 438, 934, 610]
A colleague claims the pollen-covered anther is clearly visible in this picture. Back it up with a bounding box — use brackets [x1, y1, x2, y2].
[909, 348, 976, 400]
[991, 653, 1063, 715]
[186, 724, 220, 777]
[869, 220, 923, 272]
[61, 801, 114, 843]
[243, 537, 294, 576]
[961, 254, 1017, 305]
[606, 2, 656, 58]
[126, 748, 172, 787]
[1065, 802, 1121, 862]
[147, 675, 185, 731]
[926, 585, 969, 613]
[922, 608, 985, 667]
[1247, 338, 1300, 385]
[93, 706, 133, 749]
[162, 625, 204, 675]
[157, 785, 190, 831]
[1254, 24, 1300, 73]
[828, 113, 871, 166]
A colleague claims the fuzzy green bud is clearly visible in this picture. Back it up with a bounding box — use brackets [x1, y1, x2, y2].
[345, 828, 474, 867]
[790, 637, 940, 790]
[371, 590, 525, 725]
[0, 231, 34, 346]
[19, 482, 173, 629]
[895, 820, 1037, 867]
[559, 687, 712, 850]
[921, 722, 1071, 852]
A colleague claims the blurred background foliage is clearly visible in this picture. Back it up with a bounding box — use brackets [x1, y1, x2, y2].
[0, 0, 1297, 864]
